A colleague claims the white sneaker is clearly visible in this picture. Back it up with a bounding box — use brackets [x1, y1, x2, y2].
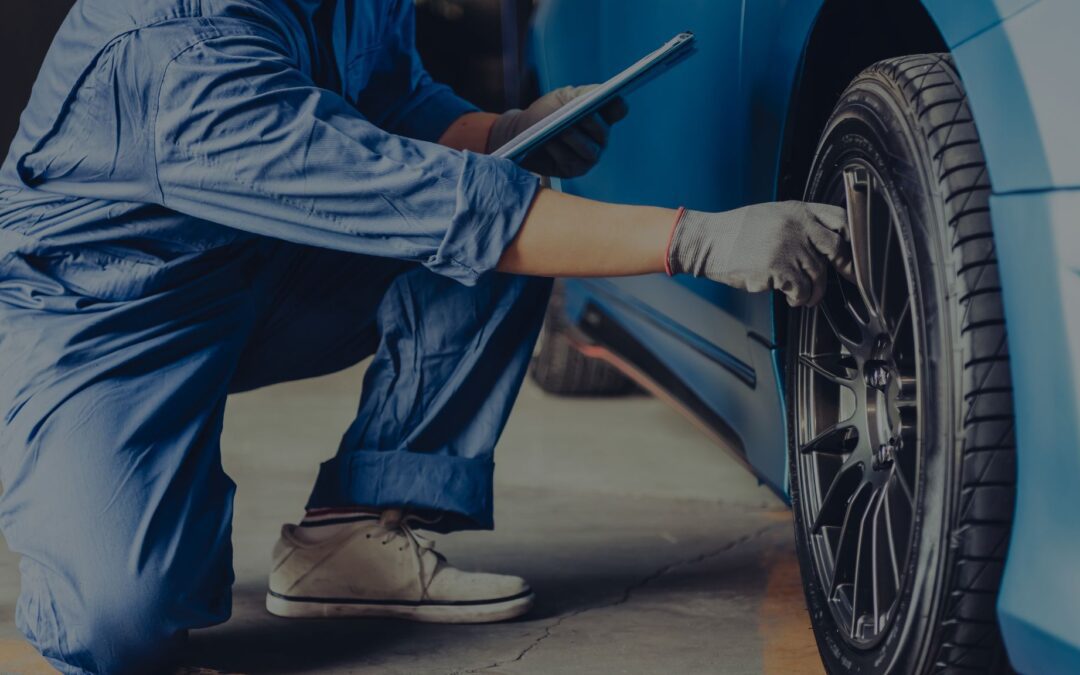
[266, 510, 534, 623]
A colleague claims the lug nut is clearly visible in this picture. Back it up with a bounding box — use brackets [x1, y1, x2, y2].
[874, 442, 896, 470]
[865, 360, 892, 389]
[869, 367, 890, 389]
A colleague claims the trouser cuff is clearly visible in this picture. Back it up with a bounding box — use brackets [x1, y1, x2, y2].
[306, 451, 495, 532]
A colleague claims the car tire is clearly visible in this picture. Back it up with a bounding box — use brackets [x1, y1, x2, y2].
[530, 281, 637, 396]
[787, 54, 1016, 674]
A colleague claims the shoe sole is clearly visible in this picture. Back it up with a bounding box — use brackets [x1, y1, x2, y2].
[265, 589, 535, 624]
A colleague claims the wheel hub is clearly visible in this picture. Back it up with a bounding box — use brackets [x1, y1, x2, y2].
[860, 342, 907, 472]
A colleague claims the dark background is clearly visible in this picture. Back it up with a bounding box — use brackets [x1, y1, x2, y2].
[0, 0, 535, 159]
[0, 0, 76, 157]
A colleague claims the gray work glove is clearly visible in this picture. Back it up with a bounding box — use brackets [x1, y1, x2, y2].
[667, 202, 854, 307]
[486, 85, 629, 178]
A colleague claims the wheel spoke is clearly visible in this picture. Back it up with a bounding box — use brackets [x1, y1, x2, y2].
[882, 479, 903, 591]
[890, 296, 911, 343]
[868, 486, 885, 630]
[798, 352, 857, 385]
[837, 271, 872, 328]
[882, 473, 913, 601]
[891, 466, 915, 510]
[818, 290, 863, 346]
[829, 482, 872, 597]
[811, 459, 863, 533]
[850, 487, 877, 639]
[801, 420, 857, 455]
[843, 167, 880, 319]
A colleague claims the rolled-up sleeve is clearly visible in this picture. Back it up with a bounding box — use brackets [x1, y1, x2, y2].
[153, 30, 538, 285]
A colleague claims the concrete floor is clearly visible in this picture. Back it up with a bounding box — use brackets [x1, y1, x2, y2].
[0, 364, 825, 674]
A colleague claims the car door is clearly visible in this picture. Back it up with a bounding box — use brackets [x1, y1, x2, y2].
[532, 0, 767, 378]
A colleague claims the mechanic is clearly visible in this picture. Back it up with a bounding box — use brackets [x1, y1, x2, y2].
[0, 0, 851, 672]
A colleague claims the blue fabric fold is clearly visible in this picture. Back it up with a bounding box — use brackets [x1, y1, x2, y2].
[0, 1, 545, 672]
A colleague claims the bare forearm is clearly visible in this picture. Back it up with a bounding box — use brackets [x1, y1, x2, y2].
[439, 113, 674, 278]
[438, 112, 499, 152]
[497, 188, 675, 278]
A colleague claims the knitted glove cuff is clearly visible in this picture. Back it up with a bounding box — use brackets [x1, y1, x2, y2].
[666, 208, 741, 278]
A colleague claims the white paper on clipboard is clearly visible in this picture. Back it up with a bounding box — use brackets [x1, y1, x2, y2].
[492, 31, 697, 164]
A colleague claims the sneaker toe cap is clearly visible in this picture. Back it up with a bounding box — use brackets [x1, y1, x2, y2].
[427, 568, 530, 603]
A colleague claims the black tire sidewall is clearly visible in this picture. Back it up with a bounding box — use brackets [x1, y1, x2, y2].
[530, 281, 636, 395]
[790, 72, 961, 674]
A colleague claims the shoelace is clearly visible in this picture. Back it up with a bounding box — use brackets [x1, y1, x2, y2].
[377, 510, 443, 600]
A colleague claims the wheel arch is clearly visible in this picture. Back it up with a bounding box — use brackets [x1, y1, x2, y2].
[771, 0, 947, 353]
[772, 0, 1058, 319]
[775, 0, 947, 203]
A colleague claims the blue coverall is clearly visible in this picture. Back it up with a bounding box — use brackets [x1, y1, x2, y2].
[0, 0, 548, 671]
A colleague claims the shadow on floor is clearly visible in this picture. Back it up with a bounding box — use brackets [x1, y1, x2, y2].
[181, 540, 775, 674]
[182, 610, 417, 674]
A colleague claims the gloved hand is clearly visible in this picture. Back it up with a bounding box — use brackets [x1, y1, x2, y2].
[486, 85, 629, 178]
[666, 202, 854, 307]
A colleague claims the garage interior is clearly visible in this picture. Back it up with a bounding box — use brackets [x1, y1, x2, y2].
[0, 3, 824, 673]
[2, 0, 1045, 672]
[0, 364, 820, 673]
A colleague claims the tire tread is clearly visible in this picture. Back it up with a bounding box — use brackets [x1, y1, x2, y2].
[869, 53, 1017, 675]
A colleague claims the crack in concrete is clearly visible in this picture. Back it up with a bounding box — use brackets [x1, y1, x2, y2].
[455, 522, 784, 674]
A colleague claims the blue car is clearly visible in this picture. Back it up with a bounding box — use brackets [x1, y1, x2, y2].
[527, 1, 1080, 673]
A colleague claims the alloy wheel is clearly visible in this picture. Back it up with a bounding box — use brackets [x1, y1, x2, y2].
[794, 163, 922, 648]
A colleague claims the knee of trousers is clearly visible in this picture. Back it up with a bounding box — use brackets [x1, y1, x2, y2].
[17, 561, 229, 674]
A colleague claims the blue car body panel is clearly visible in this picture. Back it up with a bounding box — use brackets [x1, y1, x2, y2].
[533, 0, 1080, 672]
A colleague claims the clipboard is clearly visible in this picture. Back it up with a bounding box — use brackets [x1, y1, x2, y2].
[492, 31, 697, 164]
